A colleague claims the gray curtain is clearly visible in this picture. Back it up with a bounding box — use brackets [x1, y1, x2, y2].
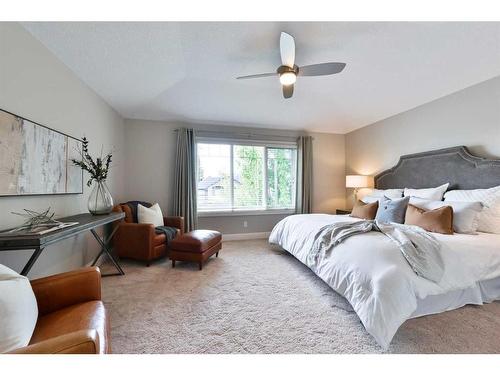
[296, 136, 313, 214]
[173, 128, 197, 232]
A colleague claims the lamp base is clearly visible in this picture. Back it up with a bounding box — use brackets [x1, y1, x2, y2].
[352, 188, 359, 208]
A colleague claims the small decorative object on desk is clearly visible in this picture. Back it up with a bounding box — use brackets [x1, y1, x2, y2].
[2, 208, 78, 235]
[71, 137, 114, 215]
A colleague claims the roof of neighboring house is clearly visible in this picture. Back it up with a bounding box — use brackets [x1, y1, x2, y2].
[198, 176, 222, 190]
[198, 175, 241, 190]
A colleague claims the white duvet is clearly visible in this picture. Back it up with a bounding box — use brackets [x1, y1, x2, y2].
[269, 214, 500, 348]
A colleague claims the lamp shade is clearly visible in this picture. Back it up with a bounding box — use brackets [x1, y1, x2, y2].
[346, 175, 373, 188]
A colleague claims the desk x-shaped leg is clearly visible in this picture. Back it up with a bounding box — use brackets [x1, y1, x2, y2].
[90, 225, 124, 276]
[20, 247, 45, 276]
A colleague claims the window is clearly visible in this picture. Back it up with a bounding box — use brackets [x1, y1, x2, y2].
[197, 141, 297, 213]
[196, 143, 231, 211]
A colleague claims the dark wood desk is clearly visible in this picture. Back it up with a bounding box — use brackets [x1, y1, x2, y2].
[0, 212, 125, 276]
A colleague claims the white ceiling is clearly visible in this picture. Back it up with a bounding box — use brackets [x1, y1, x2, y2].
[22, 22, 500, 134]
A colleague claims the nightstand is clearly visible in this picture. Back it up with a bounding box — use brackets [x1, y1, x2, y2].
[336, 209, 352, 215]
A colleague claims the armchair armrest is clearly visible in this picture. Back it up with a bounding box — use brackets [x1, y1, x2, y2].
[9, 330, 101, 354]
[164, 216, 185, 235]
[31, 267, 101, 316]
[115, 222, 155, 244]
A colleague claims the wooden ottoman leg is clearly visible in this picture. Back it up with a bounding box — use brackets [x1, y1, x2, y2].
[172, 259, 176, 268]
[216, 251, 219, 258]
[199, 261, 202, 271]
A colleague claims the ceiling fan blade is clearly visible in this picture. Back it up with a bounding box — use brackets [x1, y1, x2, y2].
[282, 84, 294, 99]
[298, 62, 346, 76]
[236, 72, 277, 80]
[280, 32, 295, 68]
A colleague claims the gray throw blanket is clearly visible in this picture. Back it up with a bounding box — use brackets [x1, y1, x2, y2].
[155, 226, 178, 244]
[310, 220, 444, 283]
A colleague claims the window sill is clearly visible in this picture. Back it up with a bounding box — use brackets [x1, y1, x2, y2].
[197, 209, 296, 217]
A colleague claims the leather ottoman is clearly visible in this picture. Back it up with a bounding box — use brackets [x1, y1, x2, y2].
[169, 230, 222, 270]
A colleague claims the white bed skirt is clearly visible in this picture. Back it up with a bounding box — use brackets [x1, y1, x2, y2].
[411, 276, 500, 318]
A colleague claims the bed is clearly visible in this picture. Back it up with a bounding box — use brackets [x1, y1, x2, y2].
[269, 146, 500, 349]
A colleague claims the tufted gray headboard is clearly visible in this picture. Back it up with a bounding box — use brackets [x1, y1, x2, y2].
[375, 146, 500, 190]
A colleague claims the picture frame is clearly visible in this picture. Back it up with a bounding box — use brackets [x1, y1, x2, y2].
[0, 108, 83, 196]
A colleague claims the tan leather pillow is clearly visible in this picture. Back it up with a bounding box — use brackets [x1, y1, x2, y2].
[350, 200, 378, 220]
[405, 204, 453, 234]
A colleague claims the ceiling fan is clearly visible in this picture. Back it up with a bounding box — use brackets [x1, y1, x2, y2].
[236, 32, 346, 99]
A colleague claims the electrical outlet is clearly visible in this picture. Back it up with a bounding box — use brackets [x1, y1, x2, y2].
[243, 220, 248, 228]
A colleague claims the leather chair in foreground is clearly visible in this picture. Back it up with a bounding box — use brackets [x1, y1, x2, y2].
[112, 202, 184, 266]
[9, 267, 109, 354]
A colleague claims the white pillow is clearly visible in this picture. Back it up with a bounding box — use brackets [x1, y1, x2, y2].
[370, 188, 404, 198]
[409, 197, 483, 234]
[361, 195, 380, 204]
[444, 186, 500, 234]
[404, 183, 449, 201]
[0, 264, 38, 353]
[137, 203, 164, 227]
[362, 188, 403, 204]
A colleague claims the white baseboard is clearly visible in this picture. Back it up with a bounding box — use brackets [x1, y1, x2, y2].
[222, 232, 270, 241]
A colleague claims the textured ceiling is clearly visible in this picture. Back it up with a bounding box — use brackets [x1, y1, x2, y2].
[22, 22, 500, 133]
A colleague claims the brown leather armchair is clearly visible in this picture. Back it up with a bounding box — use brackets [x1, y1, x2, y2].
[9, 267, 109, 354]
[112, 202, 184, 266]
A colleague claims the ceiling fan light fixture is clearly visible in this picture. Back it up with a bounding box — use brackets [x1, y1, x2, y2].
[279, 71, 296, 85]
[236, 32, 346, 99]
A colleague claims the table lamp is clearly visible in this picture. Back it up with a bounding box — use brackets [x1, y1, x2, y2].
[346, 175, 373, 204]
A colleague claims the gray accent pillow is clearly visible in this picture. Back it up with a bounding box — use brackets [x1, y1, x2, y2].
[375, 196, 410, 224]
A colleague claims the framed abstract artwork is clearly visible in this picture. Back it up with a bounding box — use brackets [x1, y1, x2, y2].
[0, 108, 83, 196]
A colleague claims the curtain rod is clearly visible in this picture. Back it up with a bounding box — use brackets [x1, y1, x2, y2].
[173, 128, 313, 140]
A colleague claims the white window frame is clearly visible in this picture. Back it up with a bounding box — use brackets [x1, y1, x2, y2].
[196, 137, 297, 217]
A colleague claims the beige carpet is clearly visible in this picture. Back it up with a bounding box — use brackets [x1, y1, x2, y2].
[101, 239, 500, 353]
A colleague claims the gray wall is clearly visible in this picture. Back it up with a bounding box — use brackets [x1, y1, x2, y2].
[0, 23, 125, 278]
[345, 76, 500, 205]
[123, 119, 346, 234]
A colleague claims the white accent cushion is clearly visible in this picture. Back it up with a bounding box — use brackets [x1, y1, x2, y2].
[444, 186, 500, 234]
[137, 203, 164, 227]
[0, 264, 38, 353]
[409, 197, 483, 234]
[404, 183, 449, 201]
